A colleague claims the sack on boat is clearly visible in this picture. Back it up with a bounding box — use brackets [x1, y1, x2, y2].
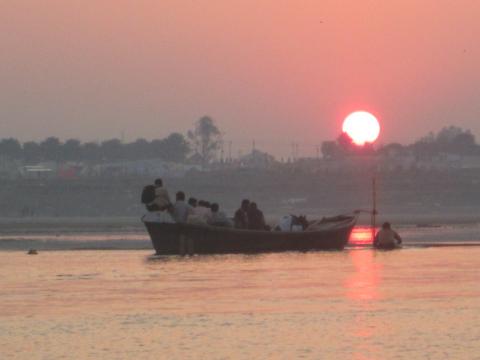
[276, 215, 304, 232]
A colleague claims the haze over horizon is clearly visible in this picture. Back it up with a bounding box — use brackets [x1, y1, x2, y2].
[1, 1, 480, 157]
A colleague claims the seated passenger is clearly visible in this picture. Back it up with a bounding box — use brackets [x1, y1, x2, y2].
[208, 203, 232, 228]
[142, 178, 171, 212]
[171, 191, 192, 223]
[247, 202, 267, 230]
[188, 197, 197, 208]
[187, 200, 212, 224]
[374, 222, 402, 249]
[234, 199, 250, 229]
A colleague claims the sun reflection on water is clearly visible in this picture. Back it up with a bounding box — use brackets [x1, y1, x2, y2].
[345, 238, 384, 360]
[349, 226, 375, 246]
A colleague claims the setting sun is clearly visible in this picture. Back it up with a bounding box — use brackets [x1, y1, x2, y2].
[342, 111, 380, 146]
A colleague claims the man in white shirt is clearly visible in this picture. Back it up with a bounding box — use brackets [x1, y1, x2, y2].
[152, 178, 171, 211]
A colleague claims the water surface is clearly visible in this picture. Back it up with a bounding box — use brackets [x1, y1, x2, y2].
[1, 245, 479, 359]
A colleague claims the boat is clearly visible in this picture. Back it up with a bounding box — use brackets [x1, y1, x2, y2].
[143, 213, 358, 255]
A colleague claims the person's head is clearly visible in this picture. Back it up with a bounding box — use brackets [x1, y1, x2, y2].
[198, 200, 206, 207]
[249, 202, 258, 210]
[204, 201, 211, 209]
[241, 199, 250, 210]
[211, 203, 219, 213]
[176, 191, 185, 201]
[154, 178, 163, 187]
[382, 222, 391, 230]
[188, 197, 197, 207]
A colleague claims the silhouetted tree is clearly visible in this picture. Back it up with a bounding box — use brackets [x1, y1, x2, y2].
[0, 138, 22, 159]
[436, 126, 476, 154]
[62, 139, 82, 161]
[188, 116, 222, 165]
[40, 137, 62, 161]
[337, 132, 356, 153]
[321, 141, 337, 159]
[377, 143, 407, 157]
[321, 132, 378, 159]
[125, 138, 150, 160]
[82, 142, 101, 162]
[23, 141, 41, 163]
[411, 126, 478, 158]
[100, 139, 123, 161]
[161, 133, 190, 162]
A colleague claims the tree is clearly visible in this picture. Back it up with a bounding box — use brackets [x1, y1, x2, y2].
[125, 138, 150, 160]
[321, 133, 377, 159]
[321, 141, 337, 159]
[82, 142, 101, 162]
[436, 126, 476, 155]
[161, 133, 190, 162]
[100, 139, 123, 161]
[451, 131, 477, 154]
[337, 132, 355, 152]
[377, 143, 407, 157]
[62, 139, 82, 161]
[436, 126, 465, 144]
[411, 126, 478, 158]
[187, 116, 222, 165]
[0, 138, 22, 159]
[40, 137, 62, 161]
[23, 141, 41, 163]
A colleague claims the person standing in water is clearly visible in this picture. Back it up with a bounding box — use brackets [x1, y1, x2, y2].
[374, 222, 402, 249]
[234, 199, 250, 229]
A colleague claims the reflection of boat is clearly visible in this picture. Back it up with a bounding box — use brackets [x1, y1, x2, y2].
[374, 244, 402, 250]
[143, 214, 358, 255]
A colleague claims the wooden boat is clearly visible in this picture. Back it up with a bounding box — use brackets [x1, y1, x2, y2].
[143, 213, 358, 255]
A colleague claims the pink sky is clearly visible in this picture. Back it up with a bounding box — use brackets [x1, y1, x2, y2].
[1, 1, 479, 157]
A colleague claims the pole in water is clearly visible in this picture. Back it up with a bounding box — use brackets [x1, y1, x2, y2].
[371, 176, 377, 242]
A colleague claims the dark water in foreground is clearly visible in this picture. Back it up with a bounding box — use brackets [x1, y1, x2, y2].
[1, 225, 480, 359]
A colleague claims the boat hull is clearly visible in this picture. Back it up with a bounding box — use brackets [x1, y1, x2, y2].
[144, 215, 356, 255]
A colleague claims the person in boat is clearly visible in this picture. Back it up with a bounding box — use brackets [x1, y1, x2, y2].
[208, 203, 233, 228]
[141, 179, 174, 223]
[187, 199, 212, 224]
[234, 199, 250, 229]
[146, 178, 171, 212]
[374, 222, 402, 249]
[188, 197, 197, 208]
[275, 215, 308, 232]
[247, 202, 268, 230]
[171, 191, 193, 223]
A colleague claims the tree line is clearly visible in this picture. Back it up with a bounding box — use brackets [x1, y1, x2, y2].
[321, 126, 480, 159]
[1, 121, 478, 164]
[0, 116, 223, 164]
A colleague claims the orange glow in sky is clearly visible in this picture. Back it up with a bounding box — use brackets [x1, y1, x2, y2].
[1, 1, 480, 156]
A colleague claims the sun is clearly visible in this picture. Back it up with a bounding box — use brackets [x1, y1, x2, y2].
[342, 111, 380, 146]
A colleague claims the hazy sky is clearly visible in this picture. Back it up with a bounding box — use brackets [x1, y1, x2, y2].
[1, 1, 479, 157]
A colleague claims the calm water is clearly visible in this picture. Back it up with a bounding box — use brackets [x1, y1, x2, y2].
[1, 227, 480, 359]
[2, 223, 480, 251]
